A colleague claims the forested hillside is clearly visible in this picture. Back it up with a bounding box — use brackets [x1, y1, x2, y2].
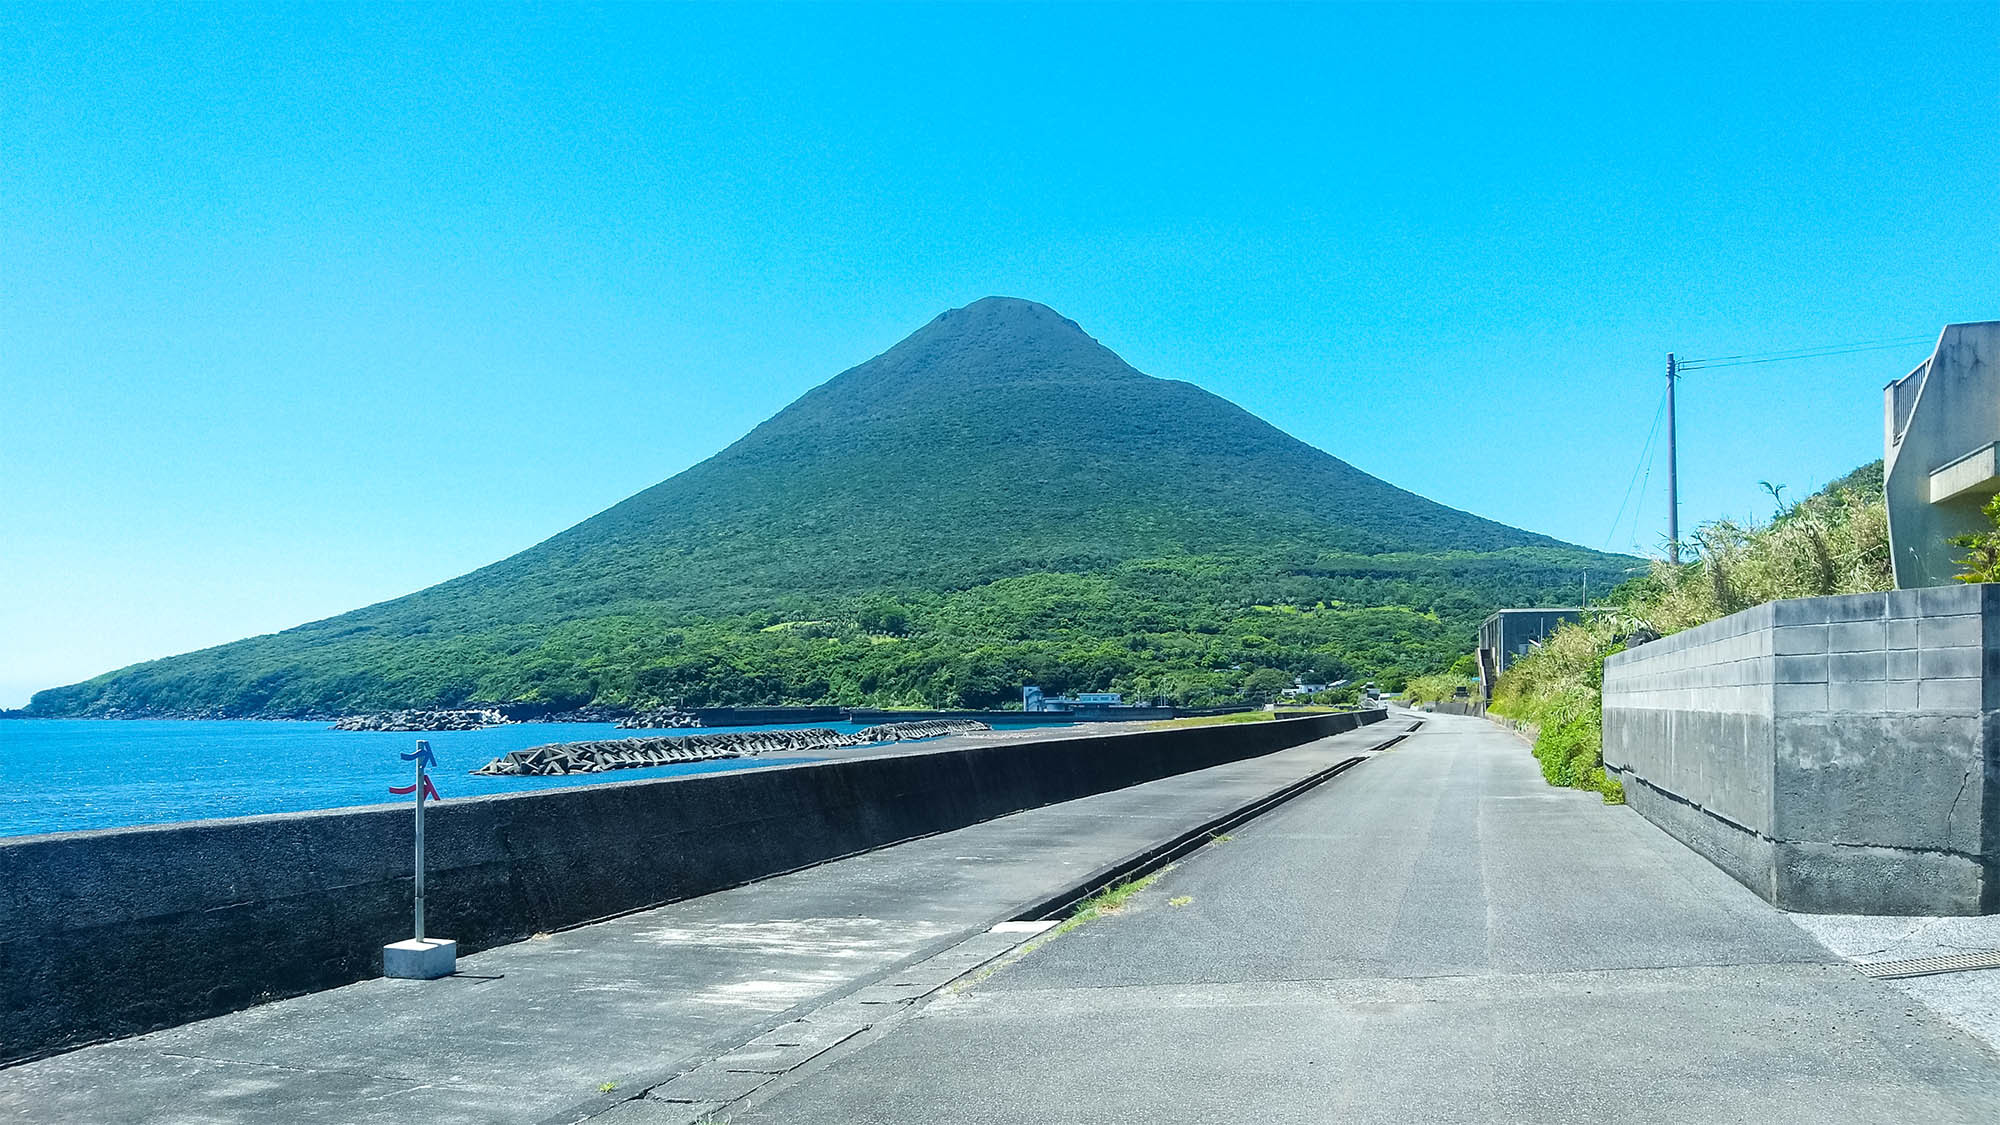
[33, 298, 1634, 716]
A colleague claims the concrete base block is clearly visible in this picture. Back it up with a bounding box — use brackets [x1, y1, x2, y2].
[383, 938, 457, 980]
[1621, 777, 1777, 902]
[1776, 842, 1988, 916]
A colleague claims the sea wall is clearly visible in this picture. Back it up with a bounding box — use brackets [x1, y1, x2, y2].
[693, 705, 846, 727]
[0, 709, 1383, 1065]
[843, 708, 1084, 724]
[1603, 586, 2000, 916]
[843, 706, 1185, 724]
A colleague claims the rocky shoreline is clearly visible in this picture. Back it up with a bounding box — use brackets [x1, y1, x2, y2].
[331, 709, 509, 732]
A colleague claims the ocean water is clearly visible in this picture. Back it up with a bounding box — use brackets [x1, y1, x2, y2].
[0, 719, 867, 839]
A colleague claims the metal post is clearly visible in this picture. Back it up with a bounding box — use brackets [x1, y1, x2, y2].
[382, 739, 453, 979]
[1666, 353, 1680, 564]
[413, 739, 427, 941]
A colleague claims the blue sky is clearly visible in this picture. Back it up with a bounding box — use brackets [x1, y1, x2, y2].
[3, 3, 1996, 707]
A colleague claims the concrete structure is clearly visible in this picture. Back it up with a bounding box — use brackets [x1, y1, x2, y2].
[20, 716, 2000, 1123]
[0, 720, 1411, 1124]
[0, 710, 1381, 1065]
[1885, 321, 2000, 588]
[1476, 608, 1583, 699]
[1602, 585, 2000, 915]
[1021, 686, 1158, 718]
[381, 937, 456, 980]
[714, 715, 2000, 1125]
[1024, 688, 1123, 709]
[693, 705, 845, 727]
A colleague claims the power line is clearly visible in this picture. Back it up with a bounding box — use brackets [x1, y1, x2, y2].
[1637, 329, 1932, 563]
[1630, 446, 1654, 556]
[1677, 334, 1933, 372]
[1603, 387, 1668, 551]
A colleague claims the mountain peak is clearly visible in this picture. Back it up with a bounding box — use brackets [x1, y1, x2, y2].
[925, 296, 1083, 336]
[831, 297, 1135, 404]
[30, 298, 1626, 719]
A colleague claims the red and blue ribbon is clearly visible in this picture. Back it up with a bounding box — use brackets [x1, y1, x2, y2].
[389, 775, 442, 801]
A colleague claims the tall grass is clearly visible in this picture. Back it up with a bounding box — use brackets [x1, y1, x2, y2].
[1491, 463, 1890, 804]
[1404, 673, 1479, 705]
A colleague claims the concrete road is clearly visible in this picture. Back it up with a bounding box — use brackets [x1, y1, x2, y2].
[726, 713, 2000, 1125]
[0, 717, 1406, 1125]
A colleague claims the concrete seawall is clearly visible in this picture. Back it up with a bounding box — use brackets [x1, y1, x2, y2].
[1603, 585, 2000, 916]
[0, 710, 1382, 1065]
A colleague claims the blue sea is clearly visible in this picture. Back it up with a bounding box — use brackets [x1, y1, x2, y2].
[0, 719, 875, 839]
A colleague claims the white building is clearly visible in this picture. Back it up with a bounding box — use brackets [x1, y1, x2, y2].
[1885, 322, 2000, 587]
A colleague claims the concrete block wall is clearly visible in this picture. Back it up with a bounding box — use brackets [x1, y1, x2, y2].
[0, 710, 1382, 1065]
[1604, 585, 2000, 916]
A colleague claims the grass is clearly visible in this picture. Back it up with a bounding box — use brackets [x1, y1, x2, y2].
[1208, 832, 1233, 844]
[1144, 711, 1275, 730]
[597, 1082, 617, 1094]
[1404, 672, 1480, 706]
[1052, 870, 1166, 935]
[1490, 461, 1889, 807]
[1168, 895, 1193, 907]
[948, 868, 1178, 993]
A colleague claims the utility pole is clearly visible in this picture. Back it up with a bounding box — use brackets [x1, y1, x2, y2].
[1666, 352, 1679, 564]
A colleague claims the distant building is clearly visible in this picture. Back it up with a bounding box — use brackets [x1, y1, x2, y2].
[1884, 322, 2000, 588]
[1282, 678, 1349, 697]
[1477, 609, 1584, 700]
[1023, 687, 1124, 712]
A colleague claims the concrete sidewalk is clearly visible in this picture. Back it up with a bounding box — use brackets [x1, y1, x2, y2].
[0, 717, 1409, 1125]
[720, 712, 2000, 1125]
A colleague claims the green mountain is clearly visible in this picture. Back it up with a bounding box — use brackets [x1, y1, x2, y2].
[33, 298, 1633, 717]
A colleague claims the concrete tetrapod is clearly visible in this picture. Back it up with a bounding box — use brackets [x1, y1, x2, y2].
[469, 720, 991, 777]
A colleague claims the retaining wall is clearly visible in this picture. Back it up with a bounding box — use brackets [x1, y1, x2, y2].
[1602, 585, 2000, 915]
[0, 709, 1382, 1065]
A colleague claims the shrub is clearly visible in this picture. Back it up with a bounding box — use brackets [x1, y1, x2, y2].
[1949, 495, 2000, 584]
[1404, 672, 1479, 705]
[1490, 463, 1891, 806]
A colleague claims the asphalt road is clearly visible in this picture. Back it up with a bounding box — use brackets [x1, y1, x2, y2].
[0, 716, 1406, 1125]
[726, 712, 2000, 1125]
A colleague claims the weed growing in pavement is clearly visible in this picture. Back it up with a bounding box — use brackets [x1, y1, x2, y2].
[1053, 871, 1164, 936]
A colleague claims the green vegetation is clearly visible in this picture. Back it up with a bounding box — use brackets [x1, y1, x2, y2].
[1053, 870, 1166, 935]
[1402, 673, 1479, 705]
[1145, 711, 1276, 729]
[1491, 462, 1890, 803]
[31, 298, 1632, 718]
[1950, 494, 2000, 583]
